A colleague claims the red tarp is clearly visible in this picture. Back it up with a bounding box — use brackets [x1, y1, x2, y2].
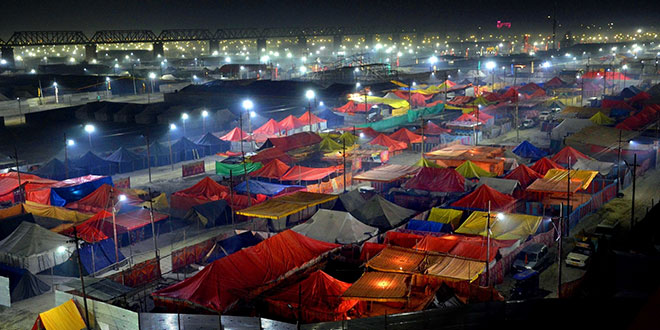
[529, 157, 564, 175]
[455, 113, 487, 124]
[415, 234, 517, 262]
[334, 101, 374, 113]
[250, 148, 295, 164]
[415, 121, 451, 135]
[261, 132, 322, 153]
[369, 134, 408, 152]
[518, 82, 543, 94]
[503, 164, 543, 188]
[628, 92, 651, 103]
[0, 174, 58, 203]
[279, 115, 307, 131]
[384, 231, 425, 248]
[250, 159, 291, 179]
[171, 177, 230, 210]
[392, 92, 432, 107]
[601, 99, 635, 111]
[253, 119, 282, 140]
[72, 209, 168, 237]
[298, 111, 327, 125]
[403, 167, 465, 193]
[528, 88, 546, 98]
[582, 71, 630, 80]
[152, 230, 339, 313]
[65, 184, 142, 214]
[280, 166, 339, 182]
[451, 184, 516, 211]
[352, 127, 380, 139]
[501, 88, 519, 102]
[63, 210, 112, 242]
[544, 77, 565, 88]
[448, 96, 474, 106]
[219, 127, 250, 142]
[551, 146, 590, 165]
[389, 128, 424, 145]
[360, 242, 386, 261]
[482, 92, 501, 102]
[264, 270, 359, 323]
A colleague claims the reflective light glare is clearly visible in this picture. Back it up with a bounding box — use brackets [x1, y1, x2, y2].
[149, 72, 156, 79]
[67, 139, 75, 146]
[497, 213, 505, 220]
[84, 124, 95, 133]
[181, 113, 189, 120]
[57, 246, 67, 254]
[118, 194, 127, 202]
[242, 99, 254, 110]
[202, 110, 209, 117]
[305, 90, 315, 100]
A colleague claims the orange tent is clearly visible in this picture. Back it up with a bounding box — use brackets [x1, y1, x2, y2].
[389, 127, 424, 145]
[250, 159, 291, 179]
[451, 184, 516, 211]
[278, 115, 306, 131]
[529, 157, 564, 175]
[504, 164, 543, 188]
[551, 146, 590, 165]
[219, 127, 250, 142]
[253, 119, 281, 139]
[298, 111, 327, 125]
[369, 134, 408, 152]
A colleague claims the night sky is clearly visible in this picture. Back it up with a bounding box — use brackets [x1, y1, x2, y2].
[1, 0, 659, 37]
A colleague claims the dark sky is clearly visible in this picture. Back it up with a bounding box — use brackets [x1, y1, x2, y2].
[1, 0, 658, 38]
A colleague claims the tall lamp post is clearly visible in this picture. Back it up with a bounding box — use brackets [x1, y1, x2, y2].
[485, 61, 496, 89]
[84, 124, 95, 149]
[105, 77, 111, 98]
[622, 65, 628, 89]
[110, 193, 127, 269]
[53, 82, 59, 104]
[241, 99, 253, 206]
[168, 124, 176, 171]
[201, 110, 209, 133]
[305, 89, 315, 131]
[64, 135, 74, 179]
[148, 72, 156, 103]
[181, 113, 189, 137]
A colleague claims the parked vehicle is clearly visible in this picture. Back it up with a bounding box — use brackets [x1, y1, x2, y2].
[539, 111, 552, 121]
[520, 118, 536, 129]
[565, 241, 594, 268]
[513, 243, 552, 272]
[510, 269, 540, 300]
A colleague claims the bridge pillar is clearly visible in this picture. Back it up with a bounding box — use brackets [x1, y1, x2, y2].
[209, 40, 219, 55]
[416, 32, 425, 45]
[256, 38, 267, 53]
[152, 42, 164, 59]
[85, 44, 97, 61]
[333, 35, 343, 50]
[1, 47, 15, 67]
[364, 34, 374, 47]
[391, 33, 400, 45]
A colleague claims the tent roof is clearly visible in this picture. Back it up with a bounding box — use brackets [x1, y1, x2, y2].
[105, 147, 143, 163]
[427, 208, 463, 228]
[32, 158, 83, 180]
[416, 121, 451, 135]
[234, 180, 303, 197]
[544, 77, 565, 87]
[171, 137, 202, 152]
[413, 157, 442, 168]
[389, 128, 424, 145]
[338, 132, 358, 146]
[544, 169, 599, 190]
[551, 146, 590, 165]
[0, 263, 50, 303]
[451, 184, 516, 211]
[352, 195, 416, 230]
[64, 210, 113, 243]
[503, 164, 543, 188]
[250, 147, 295, 164]
[341, 272, 410, 302]
[186, 200, 231, 227]
[331, 189, 366, 213]
[64, 184, 142, 214]
[455, 160, 495, 179]
[298, 111, 327, 125]
[369, 134, 408, 152]
[0, 222, 73, 273]
[403, 167, 465, 193]
[476, 177, 520, 195]
[353, 164, 419, 183]
[280, 165, 338, 181]
[236, 192, 337, 219]
[205, 231, 263, 262]
[456, 211, 542, 240]
[529, 157, 564, 175]
[278, 114, 307, 131]
[414, 234, 517, 262]
[76, 151, 112, 168]
[573, 158, 615, 176]
[250, 159, 291, 179]
[35, 299, 86, 330]
[196, 132, 226, 146]
[173, 177, 229, 200]
[512, 141, 547, 160]
[219, 127, 250, 142]
[319, 136, 343, 152]
[292, 209, 378, 244]
[152, 230, 339, 313]
[259, 132, 322, 152]
[589, 111, 615, 125]
[253, 119, 282, 138]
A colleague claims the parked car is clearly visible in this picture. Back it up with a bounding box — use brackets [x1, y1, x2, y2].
[513, 243, 552, 272]
[565, 241, 593, 268]
[551, 107, 562, 113]
[520, 118, 536, 129]
[539, 111, 552, 121]
[509, 269, 540, 300]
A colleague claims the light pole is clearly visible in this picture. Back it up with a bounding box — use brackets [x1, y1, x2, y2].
[240, 99, 253, 206]
[16, 97, 21, 115]
[202, 110, 209, 133]
[242, 99, 254, 134]
[53, 82, 59, 104]
[105, 77, 111, 98]
[84, 124, 95, 149]
[181, 113, 189, 137]
[64, 135, 74, 179]
[148, 72, 156, 103]
[305, 89, 315, 131]
[71, 227, 90, 329]
[622, 65, 628, 89]
[110, 193, 127, 269]
[168, 124, 176, 171]
[485, 61, 496, 89]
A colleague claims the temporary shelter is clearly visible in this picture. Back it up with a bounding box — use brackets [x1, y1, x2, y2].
[317, 109, 344, 128]
[170, 177, 229, 211]
[342, 272, 410, 302]
[279, 114, 307, 133]
[550, 119, 594, 140]
[406, 219, 453, 233]
[183, 200, 232, 227]
[451, 184, 516, 211]
[170, 137, 206, 163]
[298, 111, 327, 131]
[427, 208, 463, 228]
[104, 147, 145, 173]
[32, 299, 86, 330]
[402, 167, 465, 193]
[233, 180, 304, 197]
[142, 141, 172, 167]
[503, 164, 543, 188]
[279, 165, 339, 182]
[368, 134, 408, 152]
[258, 132, 322, 153]
[32, 158, 85, 181]
[75, 151, 115, 176]
[0, 264, 50, 303]
[413, 157, 442, 168]
[476, 177, 520, 195]
[219, 127, 250, 142]
[236, 192, 337, 231]
[215, 161, 263, 176]
[0, 222, 74, 274]
[551, 146, 590, 166]
[389, 128, 424, 146]
[250, 159, 291, 179]
[512, 141, 547, 160]
[64, 184, 143, 214]
[51, 237, 125, 276]
[589, 112, 615, 125]
[195, 132, 230, 155]
[455, 160, 495, 179]
[292, 209, 378, 244]
[252, 119, 282, 141]
[455, 211, 543, 241]
[319, 136, 344, 152]
[204, 231, 263, 263]
[573, 158, 615, 176]
[351, 195, 416, 230]
[529, 157, 564, 175]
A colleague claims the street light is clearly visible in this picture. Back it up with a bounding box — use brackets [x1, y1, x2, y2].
[242, 99, 254, 134]
[181, 113, 189, 136]
[105, 77, 111, 97]
[148, 72, 156, 103]
[622, 64, 628, 89]
[485, 61, 496, 88]
[168, 124, 176, 171]
[53, 82, 59, 104]
[110, 192, 127, 268]
[202, 110, 209, 133]
[305, 90, 316, 131]
[84, 124, 95, 149]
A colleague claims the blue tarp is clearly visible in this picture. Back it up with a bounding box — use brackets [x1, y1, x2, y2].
[317, 109, 344, 128]
[406, 219, 453, 233]
[0, 264, 50, 302]
[195, 133, 229, 155]
[171, 137, 206, 162]
[104, 147, 145, 173]
[51, 175, 113, 203]
[49, 190, 67, 207]
[620, 86, 642, 98]
[75, 151, 116, 175]
[79, 238, 125, 274]
[512, 140, 547, 160]
[32, 158, 86, 181]
[141, 142, 172, 167]
[233, 180, 303, 197]
[204, 231, 263, 263]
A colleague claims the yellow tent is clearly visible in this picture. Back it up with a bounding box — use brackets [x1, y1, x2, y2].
[319, 136, 344, 152]
[35, 299, 86, 330]
[455, 211, 542, 240]
[589, 111, 615, 125]
[427, 208, 463, 228]
[544, 169, 598, 190]
[455, 160, 495, 179]
[137, 193, 169, 212]
[414, 157, 442, 168]
[349, 95, 410, 109]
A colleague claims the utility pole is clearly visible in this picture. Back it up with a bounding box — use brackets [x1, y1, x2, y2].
[342, 138, 347, 192]
[239, 112, 251, 206]
[566, 157, 571, 237]
[486, 201, 492, 288]
[420, 116, 425, 155]
[558, 204, 563, 298]
[72, 227, 90, 329]
[147, 187, 159, 270]
[616, 130, 623, 194]
[631, 154, 637, 230]
[13, 146, 23, 202]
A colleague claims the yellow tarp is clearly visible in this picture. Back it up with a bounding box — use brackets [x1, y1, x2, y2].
[23, 201, 93, 223]
[0, 204, 24, 220]
[236, 192, 337, 219]
[38, 299, 86, 330]
[349, 95, 410, 109]
[544, 169, 598, 190]
[138, 193, 169, 212]
[456, 160, 495, 179]
[455, 211, 542, 241]
[589, 111, 615, 125]
[427, 208, 463, 228]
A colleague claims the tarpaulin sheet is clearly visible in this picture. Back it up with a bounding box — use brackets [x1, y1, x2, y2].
[298, 111, 327, 125]
[250, 147, 295, 164]
[280, 165, 338, 182]
[389, 128, 424, 145]
[64, 184, 143, 214]
[279, 115, 307, 131]
[331, 190, 366, 213]
[50, 175, 113, 203]
[416, 121, 451, 135]
[573, 159, 615, 176]
[292, 209, 378, 244]
[0, 263, 50, 303]
[413, 235, 461, 253]
[349, 95, 409, 109]
[233, 180, 303, 197]
[35, 299, 86, 330]
[250, 159, 291, 179]
[106, 209, 168, 233]
[353, 164, 419, 183]
[414, 234, 517, 262]
[172, 177, 229, 201]
[403, 167, 465, 193]
[543, 169, 599, 190]
[32, 158, 85, 181]
[215, 161, 263, 176]
[369, 134, 408, 152]
[525, 178, 583, 194]
[551, 146, 590, 165]
[0, 204, 23, 220]
[384, 231, 425, 248]
[236, 192, 337, 219]
[413, 157, 443, 168]
[455, 160, 495, 179]
[352, 195, 416, 230]
[455, 211, 542, 240]
[104, 147, 144, 173]
[205, 231, 263, 263]
[476, 177, 520, 195]
[184, 200, 231, 227]
[153, 230, 339, 313]
[334, 101, 374, 113]
[253, 119, 282, 138]
[319, 136, 344, 152]
[264, 270, 358, 323]
[75, 151, 115, 175]
[529, 157, 564, 176]
[503, 164, 543, 188]
[23, 201, 93, 223]
[360, 242, 386, 261]
[451, 185, 516, 211]
[79, 238, 125, 274]
[63, 210, 112, 243]
[589, 112, 615, 125]
[258, 132, 322, 153]
[0, 222, 73, 274]
[195, 132, 226, 146]
[512, 141, 547, 160]
[406, 219, 453, 233]
[427, 208, 463, 228]
[341, 271, 413, 302]
[219, 127, 250, 142]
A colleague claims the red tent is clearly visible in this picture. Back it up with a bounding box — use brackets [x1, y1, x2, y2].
[416, 121, 451, 135]
[601, 99, 635, 111]
[369, 134, 408, 151]
[544, 77, 565, 88]
[482, 92, 501, 102]
[250, 147, 295, 164]
[253, 119, 282, 139]
[279, 115, 306, 131]
[65, 184, 142, 214]
[334, 101, 374, 113]
[263, 270, 359, 323]
[503, 164, 543, 188]
[529, 157, 564, 175]
[219, 127, 250, 142]
[629, 92, 651, 103]
[350, 127, 380, 139]
[501, 88, 519, 101]
[455, 113, 488, 124]
[280, 165, 339, 181]
[518, 82, 543, 94]
[448, 96, 474, 106]
[152, 230, 339, 313]
[170, 177, 230, 210]
[63, 210, 113, 243]
[582, 71, 630, 80]
[389, 127, 424, 145]
[528, 88, 546, 98]
[298, 111, 327, 125]
[551, 146, 590, 165]
[250, 159, 291, 179]
[451, 184, 516, 211]
[403, 167, 465, 193]
[260, 132, 322, 153]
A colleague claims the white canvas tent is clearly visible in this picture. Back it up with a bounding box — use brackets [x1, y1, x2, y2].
[476, 177, 520, 195]
[551, 119, 594, 140]
[0, 222, 73, 274]
[573, 158, 615, 176]
[292, 209, 378, 244]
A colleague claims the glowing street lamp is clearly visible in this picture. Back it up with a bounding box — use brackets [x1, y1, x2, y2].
[202, 110, 209, 133]
[168, 124, 176, 171]
[53, 82, 59, 103]
[84, 124, 95, 149]
[305, 90, 316, 130]
[181, 113, 189, 136]
[242, 99, 254, 133]
[105, 77, 111, 97]
[485, 61, 496, 87]
[148, 72, 156, 103]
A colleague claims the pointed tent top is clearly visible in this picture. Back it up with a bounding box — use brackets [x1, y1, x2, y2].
[319, 136, 344, 152]
[455, 160, 495, 179]
[292, 209, 378, 244]
[413, 157, 442, 168]
[503, 164, 543, 188]
[172, 136, 202, 152]
[369, 134, 408, 151]
[278, 115, 306, 131]
[512, 140, 547, 160]
[250, 159, 291, 179]
[545, 77, 565, 87]
[145, 141, 170, 155]
[589, 112, 615, 125]
[219, 127, 249, 142]
[105, 146, 143, 163]
[196, 132, 226, 146]
[530, 157, 564, 175]
[253, 119, 281, 136]
[416, 121, 451, 135]
[518, 82, 543, 94]
[451, 184, 516, 211]
[551, 146, 590, 165]
[174, 176, 229, 199]
[352, 195, 416, 230]
[298, 111, 327, 125]
[338, 131, 358, 146]
[389, 127, 424, 145]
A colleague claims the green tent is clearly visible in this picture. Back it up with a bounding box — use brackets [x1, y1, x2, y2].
[589, 111, 615, 125]
[338, 132, 358, 146]
[414, 157, 441, 168]
[215, 161, 262, 176]
[455, 160, 495, 179]
[319, 136, 344, 152]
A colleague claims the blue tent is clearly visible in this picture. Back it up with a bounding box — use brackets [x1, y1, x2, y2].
[317, 109, 344, 128]
[104, 147, 146, 173]
[204, 231, 263, 263]
[170, 137, 206, 163]
[195, 133, 229, 155]
[75, 151, 116, 175]
[52, 238, 125, 276]
[406, 219, 453, 233]
[233, 180, 303, 197]
[51, 175, 113, 203]
[0, 264, 50, 303]
[512, 140, 547, 160]
[141, 141, 171, 167]
[32, 158, 86, 180]
[620, 86, 643, 98]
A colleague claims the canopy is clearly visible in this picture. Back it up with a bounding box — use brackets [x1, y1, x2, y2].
[589, 112, 615, 125]
[204, 231, 264, 263]
[0, 264, 50, 303]
[236, 192, 337, 219]
[172, 177, 229, 201]
[573, 158, 615, 176]
[414, 234, 517, 262]
[279, 165, 338, 182]
[389, 128, 424, 145]
[317, 109, 344, 128]
[33, 299, 86, 330]
[338, 132, 358, 146]
[353, 164, 419, 183]
[75, 151, 115, 175]
[171, 137, 206, 161]
[32, 158, 85, 181]
[406, 219, 453, 233]
[402, 167, 465, 193]
[249, 159, 291, 179]
[184, 200, 231, 227]
[351, 195, 416, 230]
[279, 115, 307, 131]
[258, 132, 322, 152]
[544, 77, 565, 88]
[152, 230, 339, 313]
[196, 132, 228, 147]
[544, 169, 599, 190]
[369, 134, 408, 152]
[215, 161, 263, 176]
[234, 180, 303, 197]
[50, 174, 113, 204]
[551, 146, 590, 165]
[298, 111, 327, 125]
[63, 210, 112, 243]
[331, 189, 366, 213]
[417, 121, 451, 135]
[22, 201, 92, 224]
[476, 177, 520, 195]
[104, 146, 143, 164]
[64, 184, 143, 214]
[512, 141, 547, 160]
[334, 101, 374, 113]
[451, 184, 516, 211]
[0, 222, 73, 274]
[503, 164, 543, 188]
[253, 119, 282, 139]
[264, 270, 358, 323]
[427, 208, 463, 228]
[292, 209, 378, 244]
[219, 127, 250, 142]
[525, 178, 583, 194]
[455, 211, 542, 240]
[455, 160, 495, 179]
[529, 157, 564, 175]
[342, 272, 410, 302]
[250, 147, 295, 164]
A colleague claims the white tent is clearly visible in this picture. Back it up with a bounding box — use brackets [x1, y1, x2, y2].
[383, 92, 403, 100]
[573, 158, 615, 176]
[292, 209, 378, 244]
[477, 177, 520, 195]
[551, 119, 594, 140]
[0, 222, 73, 274]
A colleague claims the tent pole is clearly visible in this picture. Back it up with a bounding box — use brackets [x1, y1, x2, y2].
[73, 227, 90, 329]
[566, 157, 571, 237]
[230, 169, 235, 227]
[111, 190, 120, 270]
[558, 203, 563, 298]
[486, 201, 491, 290]
[64, 133, 69, 179]
[343, 138, 347, 192]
